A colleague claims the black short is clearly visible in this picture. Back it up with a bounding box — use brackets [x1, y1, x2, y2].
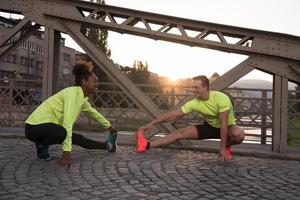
[195, 122, 220, 140]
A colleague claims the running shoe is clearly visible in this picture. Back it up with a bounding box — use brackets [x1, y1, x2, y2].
[226, 146, 233, 160]
[106, 132, 118, 152]
[136, 129, 148, 153]
[35, 142, 51, 161]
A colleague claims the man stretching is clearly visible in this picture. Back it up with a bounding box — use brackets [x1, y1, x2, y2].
[137, 75, 244, 162]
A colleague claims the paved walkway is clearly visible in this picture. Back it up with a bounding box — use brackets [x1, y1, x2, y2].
[0, 137, 300, 200]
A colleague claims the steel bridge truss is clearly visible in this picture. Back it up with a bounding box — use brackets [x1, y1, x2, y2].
[0, 0, 300, 153]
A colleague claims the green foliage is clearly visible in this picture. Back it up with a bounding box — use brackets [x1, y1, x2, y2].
[80, 0, 111, 82]
[296, 84, 300, 112]
[120, 60, 164, 93]
[127, 60, 150, 84]
[288, 117, 300, 146]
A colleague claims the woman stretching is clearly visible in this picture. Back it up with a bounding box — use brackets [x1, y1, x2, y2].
[25, 64, 117, 167]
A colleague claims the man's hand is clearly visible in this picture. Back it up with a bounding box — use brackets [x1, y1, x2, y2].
[139, 123, 154, 133]
[57, 151, 72, 168]
[217, 148, 231, 162]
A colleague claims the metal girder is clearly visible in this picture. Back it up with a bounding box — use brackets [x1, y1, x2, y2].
[60, 20, 176, 134]
[210, 58, 254, 90]
[1, 0, 299, 75]
[248, 55, 300, 84]
[7, 0, 298, 62]
[0, 2, 176, 134]
[0, 17, 30, 47]
[2, 0, 300, 62]
[0, 22, 40, 61]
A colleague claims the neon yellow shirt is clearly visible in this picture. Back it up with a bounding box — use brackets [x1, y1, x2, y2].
[181, 91, 236, 128]
[25, 86, 111, 152]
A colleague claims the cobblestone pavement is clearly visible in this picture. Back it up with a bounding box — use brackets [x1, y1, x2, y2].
[0, 139, 300, 200]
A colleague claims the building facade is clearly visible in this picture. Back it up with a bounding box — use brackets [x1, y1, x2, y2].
[0, 17, 78, 89]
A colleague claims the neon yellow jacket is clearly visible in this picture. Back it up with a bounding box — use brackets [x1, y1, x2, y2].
[25, 86, 111, 152]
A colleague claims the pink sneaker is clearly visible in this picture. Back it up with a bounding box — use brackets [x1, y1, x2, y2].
[136, 129, 148, 153]
[226, 147, 233, 160]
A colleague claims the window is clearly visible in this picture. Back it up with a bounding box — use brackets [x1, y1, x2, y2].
[62, 67, 71, 75]
[20, 57, 34, 67]
[20, 41, 27, 49]
[28, 58, 34, 67]
[28, 41, 34, 51]
[63, 53, 71, 62]
[20, 41, 35, 51]
[37, 61, 43, 69]
[36, 46, 44, 54]
[8, 55, 18, 64]
[20, 57, 26, 65]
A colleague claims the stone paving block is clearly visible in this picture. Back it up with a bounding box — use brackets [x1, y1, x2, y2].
[0, 139, 300, 200]
[1, 196, 15, 200]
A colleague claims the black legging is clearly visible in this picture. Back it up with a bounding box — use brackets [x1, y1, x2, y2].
[25, 123, 107, 149]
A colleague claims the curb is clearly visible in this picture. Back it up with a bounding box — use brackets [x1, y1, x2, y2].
[1, 127, 299, 161]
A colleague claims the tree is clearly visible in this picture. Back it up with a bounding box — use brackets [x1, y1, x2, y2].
[81, 0, 111, 82]
[127, 60, 150, 84]
[296, 84, 300, 112]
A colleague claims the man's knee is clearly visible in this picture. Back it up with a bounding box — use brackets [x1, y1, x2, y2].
[229, 127, 245, 144]
[236, 129, 245, 144]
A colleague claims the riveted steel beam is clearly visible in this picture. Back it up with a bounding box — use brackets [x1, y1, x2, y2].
[248, 55, 300, 84]
[0, 22, 40, 61]
[210, 58, 255, 90]
[2, 0, 300, 62]
[61, 20, 176, 134]
[0, 18, 30, 47]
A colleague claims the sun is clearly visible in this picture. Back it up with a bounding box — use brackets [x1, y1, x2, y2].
[168, 76, 179, 83]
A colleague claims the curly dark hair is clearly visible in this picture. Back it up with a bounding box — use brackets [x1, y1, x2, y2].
[72, 64, 93, 86]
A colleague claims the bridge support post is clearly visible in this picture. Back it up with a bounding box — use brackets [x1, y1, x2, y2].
[272, 75, 288, 153]
[42, 28, 60, 100]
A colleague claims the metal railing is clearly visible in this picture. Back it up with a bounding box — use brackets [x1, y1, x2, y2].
[0, 79, 299, 145]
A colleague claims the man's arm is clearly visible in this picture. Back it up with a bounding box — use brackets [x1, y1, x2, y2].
[218, 110, 229, 161]
[140, 109, 185, 132]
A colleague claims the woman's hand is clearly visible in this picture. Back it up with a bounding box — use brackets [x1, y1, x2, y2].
[57, 151, 73, 168]
[108, 126, 117, 134]
[139, 123, 154, 133]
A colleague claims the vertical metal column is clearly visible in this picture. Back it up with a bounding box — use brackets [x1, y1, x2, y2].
[280, 77, 288, 153]
[261, 90, 267, 144]
[42, 28, 60, 100]
[272, 75, 288, 153]
[52, 31, 61, 93]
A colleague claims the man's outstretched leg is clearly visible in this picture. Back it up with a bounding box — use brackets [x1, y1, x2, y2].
[136, 126, 199, 153]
